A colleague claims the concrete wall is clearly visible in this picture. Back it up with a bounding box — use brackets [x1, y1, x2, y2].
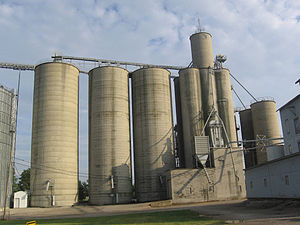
[168, 147, 246, 204]
[280, 95, 300, 155]
[31, 62, 79, 207]
[245, 153, 300, 198]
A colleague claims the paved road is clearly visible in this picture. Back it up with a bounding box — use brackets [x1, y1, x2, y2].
[2, 199, 300, 224]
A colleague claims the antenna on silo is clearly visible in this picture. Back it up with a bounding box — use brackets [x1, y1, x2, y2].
[196, 18, 204, 32]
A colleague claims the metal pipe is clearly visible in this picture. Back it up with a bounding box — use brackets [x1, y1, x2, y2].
[229, 73, 258, 102]
[52, 55, 185, 70]
[232, 86, 246, 109]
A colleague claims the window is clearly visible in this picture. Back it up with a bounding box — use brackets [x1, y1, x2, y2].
[285, 119, 290, 134]
[289, 145, 293, 154]
[264, 178, 268, 187]
[285, 175, 289, 185]
[250, 181, 253, 189]
[295, 117, 300, 134]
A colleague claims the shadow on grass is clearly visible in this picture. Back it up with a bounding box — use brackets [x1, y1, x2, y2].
[0, 210, 226, 225]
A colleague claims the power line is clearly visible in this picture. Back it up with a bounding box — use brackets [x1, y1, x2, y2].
[14, 158, 131, 180]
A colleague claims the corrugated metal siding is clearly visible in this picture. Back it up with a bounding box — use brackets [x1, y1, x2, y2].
[194, 136, 209, 155]
[0, 86, 14, 208]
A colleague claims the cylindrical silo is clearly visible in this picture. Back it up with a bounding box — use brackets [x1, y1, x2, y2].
[199, 68, 219, 136]
[190, 31, 219, 145]
[214, 68, 237, 147]
[250, 100, 281, 164]
[190, 32, 214, 68]
[132, 68, 175, 202]
[239, 109, 256, 168]
[173, 77, 185, 168]
[0, 85, 17, 208]
[88, 66, 131, 205]
[30, 62, 79, 207]
[179, 68, 204, 168]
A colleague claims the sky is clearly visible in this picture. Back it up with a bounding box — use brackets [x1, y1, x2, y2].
[0, 0, 299, 180]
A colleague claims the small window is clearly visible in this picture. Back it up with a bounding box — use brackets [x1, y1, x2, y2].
[285, 119, 290, 134]
[250, 181, 253, 189]
[289, 145, 293, 154]
[295, 117, 300, 134]
[285, 175, 289, 185]
[264, 178, 268, 187]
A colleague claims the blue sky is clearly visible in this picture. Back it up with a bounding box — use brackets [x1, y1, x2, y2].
[0, 0, 299, 180]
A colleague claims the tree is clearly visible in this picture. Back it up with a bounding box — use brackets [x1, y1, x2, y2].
[18, 168, 30, 191]
[78, 180, 89, 201]
[13, 174, 20, 192]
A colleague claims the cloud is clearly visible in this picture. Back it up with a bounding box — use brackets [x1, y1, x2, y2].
[0, 0, 299, 176]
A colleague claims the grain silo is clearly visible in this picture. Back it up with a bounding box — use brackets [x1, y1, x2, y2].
[178, 68, 204, 168]
[132, 68, 175, 202]
[0, 85, 17, 208]
[250, 100, 281, 164]
[190, 32, 219, 141]
[88, 66, 132, 205]
[214, 68, 237, 147]
[30, 62, 79, 207]
[173, 77, 185, 168]
[190, 32, 214, 68]
[239, 109, 257, 168]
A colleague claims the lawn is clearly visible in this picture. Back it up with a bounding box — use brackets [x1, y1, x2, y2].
[0, 210, 227, 225]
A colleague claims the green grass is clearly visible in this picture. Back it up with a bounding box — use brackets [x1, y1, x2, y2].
[0, 210, 227, 225]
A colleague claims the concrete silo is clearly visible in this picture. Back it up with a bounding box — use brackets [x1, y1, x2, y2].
[250, 100, 281, 164]
[132, 68, 175, 202]
[88, 66, 132, 205]
[30, 62, 79, 207]
[0, 85, 17, 208]
[214, 68, 237, 147]
[173, 77, 185, 168]
[190, 32, 214, 68]
[239, 109, 256, 168]
[178, 68, 204, 168]
[190, 32, 219, 142]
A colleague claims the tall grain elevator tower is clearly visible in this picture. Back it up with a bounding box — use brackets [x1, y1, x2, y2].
[190, 32, 219, 143]
[30, 62, 79, 207]
[0, 85, 17, 209]
[214, 68, 238, 147]
[132, 68, 175, 202]
[178, 68, 204, 168]
[88, 66, 132, 205]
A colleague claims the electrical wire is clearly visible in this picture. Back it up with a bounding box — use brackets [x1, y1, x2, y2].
[14, 158, 131, 180]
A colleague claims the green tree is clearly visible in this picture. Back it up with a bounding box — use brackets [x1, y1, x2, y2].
[13, 174, 20, 192]
[18, 168, 30, 191]
[78, 180, 89, 201]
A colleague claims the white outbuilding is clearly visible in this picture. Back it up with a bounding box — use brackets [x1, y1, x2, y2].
[13, 191, 28, 208]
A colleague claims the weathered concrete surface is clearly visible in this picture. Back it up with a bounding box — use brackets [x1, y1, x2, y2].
[167, 147, 246, 204]
[2, 199, 300, 225]
[31, 62, 79, 207]
[88, 66, 132, 205]
[251, 100, 281, 164]
[178, 68, 204, 168]
[132, 68, 175, 203]
[214, 68, 237, 147]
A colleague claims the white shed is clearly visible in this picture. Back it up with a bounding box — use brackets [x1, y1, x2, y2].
[14, 191, 28, 208]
